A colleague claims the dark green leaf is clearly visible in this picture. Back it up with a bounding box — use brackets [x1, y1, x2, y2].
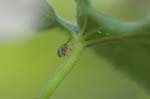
[92, 33, 150, 90]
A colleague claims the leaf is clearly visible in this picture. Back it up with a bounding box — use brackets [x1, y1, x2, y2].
[76, 1, 150, 89]
[92, 33, 150, 90]
[77, 0, 150, 91]
[33, 0, 57, 30]
[33, 0, 79, 38]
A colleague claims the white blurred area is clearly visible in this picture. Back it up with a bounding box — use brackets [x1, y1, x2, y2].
[0, 0, 40, 43]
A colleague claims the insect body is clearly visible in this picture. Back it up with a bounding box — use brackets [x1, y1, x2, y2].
[57, 39, 71, 57]
[57, 43, 68, 57]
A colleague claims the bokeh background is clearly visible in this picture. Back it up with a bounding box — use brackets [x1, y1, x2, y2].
[0, 0, 150, 99]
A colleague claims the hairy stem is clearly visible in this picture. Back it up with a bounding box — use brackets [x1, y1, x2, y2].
[35, 42, 84, 99]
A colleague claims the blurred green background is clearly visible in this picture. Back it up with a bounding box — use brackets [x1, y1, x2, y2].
[0, 0, 150, 99]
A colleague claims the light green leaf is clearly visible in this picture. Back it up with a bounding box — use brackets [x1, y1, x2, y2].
[34, 0, 79, 37]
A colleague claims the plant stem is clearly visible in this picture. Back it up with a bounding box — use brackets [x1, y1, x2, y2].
[85, 33, 150, 47]
[35, 42, 84, 99]
[76, 0, 150, 34]
[89, 10, 150, 34]
[83, 27, 103, 39]
[56, 17, 79, 40]
[80, 16, 88, 36]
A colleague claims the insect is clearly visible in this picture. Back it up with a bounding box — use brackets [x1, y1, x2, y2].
[57, 39, 71, 57]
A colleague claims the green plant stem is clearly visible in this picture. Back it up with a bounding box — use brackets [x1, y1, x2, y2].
[76, 0, 150, 34]
[35, 42, 84, 99]
[56, 17, 79, 40]
[80, 16, 88, 36]
[83, 27, 103, 39]
[87, 10, 150, 34]
[85, 33, 150, 47]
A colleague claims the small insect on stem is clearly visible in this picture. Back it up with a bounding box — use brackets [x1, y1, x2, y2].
[57, 38, 71, 57]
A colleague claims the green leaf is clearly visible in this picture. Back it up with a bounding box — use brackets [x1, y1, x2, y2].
[34, 0, 79, 38]
[34, 0, 57, 30]
[77, 0, 150, 91]
[92, 33, 150, 90]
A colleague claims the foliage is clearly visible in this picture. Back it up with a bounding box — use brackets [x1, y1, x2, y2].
[35, 0, 150, 99]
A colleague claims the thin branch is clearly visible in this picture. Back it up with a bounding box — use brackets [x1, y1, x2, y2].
[80, 16, 88, 36]
[56, 17, 79, 40]
[76, 0, 150, 34]
[83, 26, 103, 39]
[85, 33, 150, 47]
